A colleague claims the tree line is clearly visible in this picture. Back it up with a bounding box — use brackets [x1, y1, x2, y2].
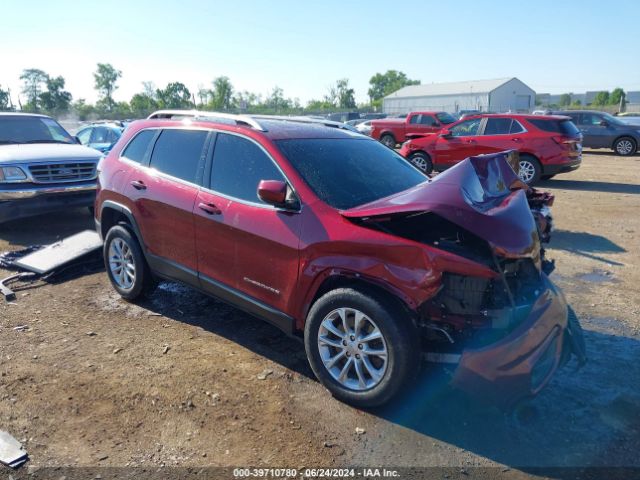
[539, 88, 627, 109]
[0, 63, 420, 120]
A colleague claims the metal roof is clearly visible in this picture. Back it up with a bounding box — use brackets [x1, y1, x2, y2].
[384, 78, 519, 99]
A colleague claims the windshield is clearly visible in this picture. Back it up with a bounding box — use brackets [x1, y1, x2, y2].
[276, 138, 427, 210]
[436, 112, 457, 124]
[0, 116, 76, 145]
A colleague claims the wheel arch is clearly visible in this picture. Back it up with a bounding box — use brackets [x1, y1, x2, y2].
[100, 201, 145, 251]
[300, 272, 419, 330]
[611, 135, 637, 151]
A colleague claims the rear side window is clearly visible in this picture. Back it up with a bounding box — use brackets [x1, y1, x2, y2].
[529, 119, 580, 136]
[510, 121, 525, 134]
[210, 133, 285, 204]
[149, 129, 208, 182]
[122, 130, 156, 163]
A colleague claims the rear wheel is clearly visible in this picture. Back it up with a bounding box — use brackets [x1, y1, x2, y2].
[518, 155, 542, 185]
[380, 134, 396, 149]
[408, 152, 433, 174]
[304, 288, 418, 407]
[613, 137, 637, 156]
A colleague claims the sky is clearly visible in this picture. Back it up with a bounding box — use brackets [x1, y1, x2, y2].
[1, 0, 639, 106]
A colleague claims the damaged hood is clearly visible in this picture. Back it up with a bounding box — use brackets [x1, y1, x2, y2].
[342, 151, 540, 259]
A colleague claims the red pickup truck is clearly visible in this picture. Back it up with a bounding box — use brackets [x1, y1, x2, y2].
[371, 111, 456, 148]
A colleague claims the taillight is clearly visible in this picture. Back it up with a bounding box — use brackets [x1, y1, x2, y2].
[551, 136, 577, 147]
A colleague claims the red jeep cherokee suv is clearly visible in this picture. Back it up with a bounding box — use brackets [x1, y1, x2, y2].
[399, 114, 582, 184]
[95, 114, 583, 408]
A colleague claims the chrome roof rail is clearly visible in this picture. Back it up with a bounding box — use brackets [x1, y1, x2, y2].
[250, 115, 357, 131]
[192, 112, 267, 132]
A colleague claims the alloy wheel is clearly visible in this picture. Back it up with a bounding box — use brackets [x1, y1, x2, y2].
[108, 238, 136, 290]
[616, 139, 634, 155]
[519, 159, 536, 183]
[410, 155, 429, 173]
[317, 307, 388, 391]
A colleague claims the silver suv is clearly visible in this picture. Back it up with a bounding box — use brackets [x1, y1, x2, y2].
[0, 113, 102, 224]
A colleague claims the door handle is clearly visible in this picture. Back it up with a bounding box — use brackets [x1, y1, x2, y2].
[511, 138, 522, 143]
[465, 139, 476, 144]
[130, 180, 146, 190]
[198, 202, 222, 215]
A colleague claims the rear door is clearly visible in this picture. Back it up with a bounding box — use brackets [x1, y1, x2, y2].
[476, 117, 527, 154]
[124, 128, 209, 278]
[432, 117, 484, 168]
[195, 132, 302, 315]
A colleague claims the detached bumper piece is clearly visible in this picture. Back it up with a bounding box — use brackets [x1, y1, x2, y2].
[451, 276, 582, 409]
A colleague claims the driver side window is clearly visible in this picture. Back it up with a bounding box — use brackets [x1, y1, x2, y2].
[450, 118, 482, 137]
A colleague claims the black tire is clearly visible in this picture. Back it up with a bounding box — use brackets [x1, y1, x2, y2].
[380, 134, 396, 149]
[103, 224, 157, 301]
[408, 152, 433, 174]
[304, 287, 419, 407]
[541, 174, 555, 181]
[613, 136, 637, 156]
[518, 155, 542, 185]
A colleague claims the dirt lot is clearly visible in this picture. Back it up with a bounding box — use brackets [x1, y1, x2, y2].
[1, 151, 639, 478]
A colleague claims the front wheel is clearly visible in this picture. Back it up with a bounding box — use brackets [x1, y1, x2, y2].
[304, 288, 419, 407]
[104, 225, 156, 301]
[613, 137, 637, 156]
[408, 152, 433, 174]
[518, 156, 542, 185]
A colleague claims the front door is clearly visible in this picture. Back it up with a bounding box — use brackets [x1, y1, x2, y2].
[432, 117, 484, 168]
[195, 132, 302, 316]
[579, 112, 613, 148]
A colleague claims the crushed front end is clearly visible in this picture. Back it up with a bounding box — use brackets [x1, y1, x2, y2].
[344, 151, 586, 408]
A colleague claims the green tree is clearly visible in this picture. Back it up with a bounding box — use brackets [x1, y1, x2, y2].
[265, 86, 291, 112]
[335, 78, 356, 109]
[609, 88, 626, 107]
[209, 76, 234, 110]
[130, 92, 158, 117]
[558, 93, 571, 106]
[93, 63, 122, 111]
[39, 76, 72, 114]
[368, 70, 420, 104]
[156, 82, 192, 109]
[0, 85, 9, 110]
[72, 99, 96, 121]
[592, 91, 610, 106]
[234, 90, 261, 111]
[571, 99, 582, 106]
[20, 68, 49, 111]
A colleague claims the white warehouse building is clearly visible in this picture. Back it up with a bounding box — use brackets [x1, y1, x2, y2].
[382, 77, 536, 115]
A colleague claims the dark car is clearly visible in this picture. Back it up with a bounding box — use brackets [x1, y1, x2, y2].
[553, 110, 640, 156]
[76, 123, 124, 153]
[95, 114, 584, 408]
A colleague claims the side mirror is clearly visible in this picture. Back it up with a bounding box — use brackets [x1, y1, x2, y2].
[599, 120, 609, 127]
[257, 179, 287, 206]
[439, 129, 452, 138]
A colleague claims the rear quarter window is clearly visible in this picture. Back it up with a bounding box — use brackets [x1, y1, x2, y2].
[121, 129, 156, 163]
[528, 118, 580, 136]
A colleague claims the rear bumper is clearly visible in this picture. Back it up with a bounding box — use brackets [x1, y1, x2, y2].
[0, 182, 96, 223]
[451, 275, 569, 409]
[542, 158, 581, 176]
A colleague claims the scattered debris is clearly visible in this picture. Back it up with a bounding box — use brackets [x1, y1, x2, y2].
[162, 345, 170, 355]
[112, 348, 122, 354]
[13, 325, 29, 332]
[86, 331, 97, 337]
[257, 369, 273, 380]
[0, 430, 28, 468]
[1, 273, 37, 302]
[355, 427, 366, 435]
[12, 230, 102, 275]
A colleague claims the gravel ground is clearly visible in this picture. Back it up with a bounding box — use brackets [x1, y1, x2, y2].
[1, 150, 639, 479]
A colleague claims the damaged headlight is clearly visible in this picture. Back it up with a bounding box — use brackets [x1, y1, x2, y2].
[0, 166, 28, 183]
